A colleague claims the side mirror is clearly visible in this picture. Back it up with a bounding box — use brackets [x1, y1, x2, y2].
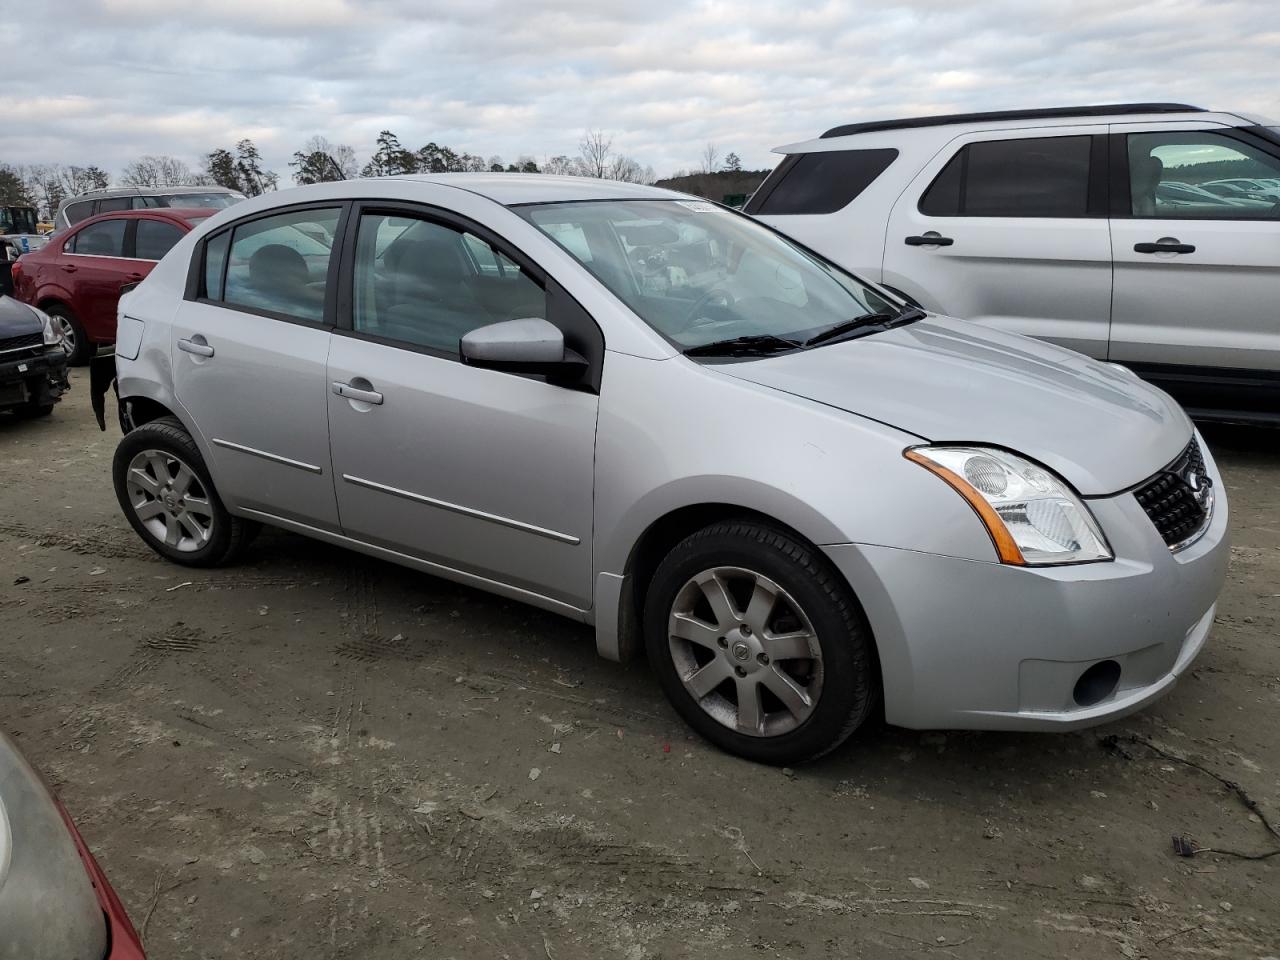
[460, 318, 587, 381]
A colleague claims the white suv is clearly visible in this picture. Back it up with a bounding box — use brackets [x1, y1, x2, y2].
[748, 103, 1280, 424]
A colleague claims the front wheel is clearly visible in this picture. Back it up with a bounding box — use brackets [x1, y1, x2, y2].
[112, 416, 256, 567]
[644, 520, 877, 765]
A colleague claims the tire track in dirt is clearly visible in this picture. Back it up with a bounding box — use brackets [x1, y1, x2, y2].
[0, 519, 157, 561]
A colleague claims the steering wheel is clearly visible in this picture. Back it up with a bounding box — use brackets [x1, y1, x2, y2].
[683, 285, 736, 329]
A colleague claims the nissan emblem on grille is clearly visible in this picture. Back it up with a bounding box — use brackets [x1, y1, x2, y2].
[1133, 440, 1213, 550]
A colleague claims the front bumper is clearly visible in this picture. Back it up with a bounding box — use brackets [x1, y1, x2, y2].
[0, 347, 69, 411]
[824, 439, 1230, 731]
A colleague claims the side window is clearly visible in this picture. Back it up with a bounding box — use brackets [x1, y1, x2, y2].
[202, 230, 230, 299]
[134, 219, 185, 260]
[352, 213, 546, 355]
[1129, 131, 1280, 219]
[920, 136, 1092, 218]
[221, 207, 341, 323]
[64, 200, 95, 226]
[70, 219, 127, 257]
[749, 148, 899, 215]
[132, 196, 163, 209]
[97, 197, 131, 213]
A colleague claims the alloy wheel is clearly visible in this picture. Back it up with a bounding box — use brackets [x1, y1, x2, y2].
[667, 566, 823, 737]
[50, 314, 76, 357]
[124, 449, 215, 553]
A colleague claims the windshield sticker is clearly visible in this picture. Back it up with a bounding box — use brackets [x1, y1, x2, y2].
[675, 200, 717, 212]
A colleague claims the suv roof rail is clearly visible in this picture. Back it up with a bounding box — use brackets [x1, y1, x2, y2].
[819, 103, 1206, 140]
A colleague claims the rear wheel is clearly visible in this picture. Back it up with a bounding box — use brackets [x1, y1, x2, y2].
[112, 417, 256, 567]
[644, 520, 877, 764]
[45, 304, 90, 366]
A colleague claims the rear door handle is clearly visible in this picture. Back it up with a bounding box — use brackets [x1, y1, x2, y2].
[904, 234, 955, 247]
[1134, 240, 1196, 254]
[332, 381, 384, 405]
[177, 337, 215, 358]
[59, 264, 77, 273]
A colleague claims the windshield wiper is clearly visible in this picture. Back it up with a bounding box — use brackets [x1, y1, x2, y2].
[803, 306, 927, 347]
[683, 334, 802, 357]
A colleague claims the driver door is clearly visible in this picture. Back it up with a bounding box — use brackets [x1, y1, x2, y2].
[326, 206, 600, 610]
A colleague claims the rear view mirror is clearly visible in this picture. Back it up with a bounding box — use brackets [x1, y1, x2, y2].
[460, 317, 587, 381]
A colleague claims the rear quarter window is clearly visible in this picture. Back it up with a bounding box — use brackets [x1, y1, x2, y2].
[745, 148, 899, 215]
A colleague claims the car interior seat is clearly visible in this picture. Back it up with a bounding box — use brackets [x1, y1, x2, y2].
[1131, 154, 1165, 217]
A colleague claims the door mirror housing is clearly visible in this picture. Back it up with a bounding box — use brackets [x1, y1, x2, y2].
[460, 318, 587, 381]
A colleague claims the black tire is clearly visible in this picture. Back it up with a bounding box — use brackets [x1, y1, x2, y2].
[15, 401, 54, 419]
[112, 416, 256, 567]
[45, 303, 91, 366]
[644, 519, 877, 765]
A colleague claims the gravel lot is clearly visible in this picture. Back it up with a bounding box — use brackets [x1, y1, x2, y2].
[2, 372, 1277, 959]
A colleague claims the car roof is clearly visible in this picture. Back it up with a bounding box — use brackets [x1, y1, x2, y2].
[58, 185, 244, 208]
[67, 208, 208, 229]
[385, 173, 688, 206]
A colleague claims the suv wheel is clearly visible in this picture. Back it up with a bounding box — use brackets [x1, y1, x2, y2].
[112, 417, 255, 567]
[644, 520, 877, 765]
[45, 304, 90, 366]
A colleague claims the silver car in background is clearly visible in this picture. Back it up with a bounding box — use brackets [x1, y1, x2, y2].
[108, 175, 1228, 763]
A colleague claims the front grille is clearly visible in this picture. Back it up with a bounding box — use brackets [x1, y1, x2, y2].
[0, 331, 42, 354]
[1133, 439, 1214, 549]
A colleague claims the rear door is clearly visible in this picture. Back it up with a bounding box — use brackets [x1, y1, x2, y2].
[883, 127, 1113, 357]
[1108, 122, 1280, 413]
[63, 217, 135, 343]
[171, 204, 346, 529]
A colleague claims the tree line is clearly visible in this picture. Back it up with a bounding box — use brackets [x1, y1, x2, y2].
[2, 132, 745, 219]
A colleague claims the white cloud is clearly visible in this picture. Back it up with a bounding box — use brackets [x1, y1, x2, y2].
[5, 0, 1278, 181]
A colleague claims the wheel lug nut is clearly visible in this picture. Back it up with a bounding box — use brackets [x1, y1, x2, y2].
[734, 666, 747, 678]
[717, 637, 728, 648]
[741, 625, 752, 636]
[757, 653, 769, 665]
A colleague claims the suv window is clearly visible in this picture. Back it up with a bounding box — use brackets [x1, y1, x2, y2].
[1128, 131, 1280, 219]
[748, 149, 898, 215]
[70, 218, 127, 257]
[64, 200, 95, 226]
[97, 197, 131, 213]
[352, 213, 545, 355]
[920, 135, 1093, 218]
[135, 219, 185, 260]
[219, 207, 341, 323]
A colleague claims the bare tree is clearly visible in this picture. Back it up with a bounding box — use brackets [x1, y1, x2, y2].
[121, 155, 194, 188]
[542, 154, 581, 176]
[291, 135, 358, 184]
[700, 143, 720, 174]
[578, 130, 614, 178]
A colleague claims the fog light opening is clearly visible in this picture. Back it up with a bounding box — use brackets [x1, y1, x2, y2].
[1073, 660, 1121, 707]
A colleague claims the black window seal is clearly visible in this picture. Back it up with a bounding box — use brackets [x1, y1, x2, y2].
[1111, 127, 1280, 221]
[333, 199, 604, 393]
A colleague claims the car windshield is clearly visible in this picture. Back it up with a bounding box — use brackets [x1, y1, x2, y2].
[517, 199, 896, 348]
[157, 193, 242, 210]
[1, 206, 38, 234]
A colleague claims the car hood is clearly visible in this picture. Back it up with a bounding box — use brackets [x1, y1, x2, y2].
[0, 732, 108, 960]
[715, 315, 1191, 495]
[0, 296, 41, 338]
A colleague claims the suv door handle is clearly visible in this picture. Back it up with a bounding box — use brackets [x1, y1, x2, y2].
[332, 381, 384, 405]
[904, 234, 955, 247]
[1134, 240, 1196, 254]
[177, 337, 215, 358]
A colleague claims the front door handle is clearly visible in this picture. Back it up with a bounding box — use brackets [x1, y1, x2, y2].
[59, 264, 77, 273]
[904, 234, 955, 247]
[177, 337, 215, 358]
[1134, 240, 1196, 254]
[332, 381, 384, 405]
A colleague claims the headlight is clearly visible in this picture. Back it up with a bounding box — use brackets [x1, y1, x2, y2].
[33, 307, 59, 347]
[905, 446, 1112, 566]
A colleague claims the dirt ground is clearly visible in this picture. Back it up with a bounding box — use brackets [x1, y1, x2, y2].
[1, 371, 1277, 960]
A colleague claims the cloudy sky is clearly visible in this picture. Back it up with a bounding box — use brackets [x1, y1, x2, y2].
[6, 0, 1279, 181]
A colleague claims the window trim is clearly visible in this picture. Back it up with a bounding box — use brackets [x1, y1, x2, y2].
[334, 200, 604, 392]
[917, 134, 1107, 219]
[184, 201, 351, 330]
[1109, 128, 1280, 221]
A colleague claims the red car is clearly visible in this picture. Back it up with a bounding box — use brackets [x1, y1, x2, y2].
[12, 208, 214, 364]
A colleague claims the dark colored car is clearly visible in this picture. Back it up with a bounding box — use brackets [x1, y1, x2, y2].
[11, 208, 215, 364]
[0, 731, 146, 959]
[0, 295, 68, 418]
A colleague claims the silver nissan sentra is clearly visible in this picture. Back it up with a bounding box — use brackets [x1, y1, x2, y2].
[108, 175, 1229, 764]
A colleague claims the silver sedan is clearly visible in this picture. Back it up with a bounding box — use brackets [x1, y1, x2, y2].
[107, 175, 1229, 764]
